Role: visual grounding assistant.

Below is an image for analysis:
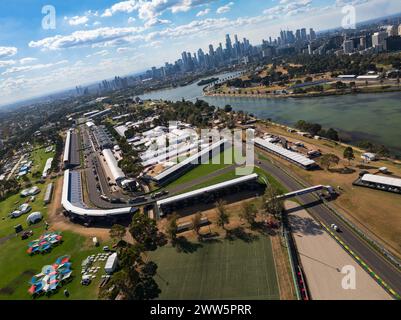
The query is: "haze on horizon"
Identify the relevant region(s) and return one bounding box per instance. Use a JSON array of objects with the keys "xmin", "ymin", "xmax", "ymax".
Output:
[{"xmin": 1, "ymin": 0, "xmax": 401, "ymax": 107}]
